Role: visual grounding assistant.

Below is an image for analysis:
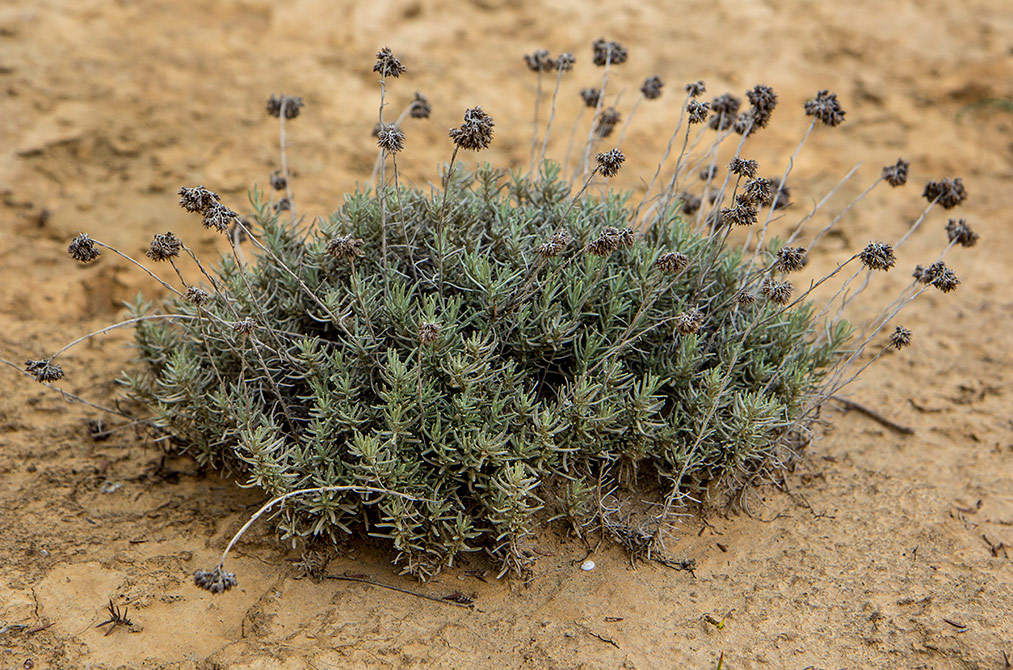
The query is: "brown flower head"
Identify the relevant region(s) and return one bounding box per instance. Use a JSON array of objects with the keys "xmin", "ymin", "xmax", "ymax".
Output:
[
  {"xmin": 417, "ymin": 322, "xmax": 442, "ymax": 346},
  {"xmin": 203, "ymin": 203, "xmax": 237, "ymax": 233},
  {"xmin": 373, "ymin": 47, "xmax": 406, "ymax": 78},
  {"xmin": 923, "ymin": 178, "xmax": 967, "ymax": 209},
  {"xmin": 641, "ymin": 75, "xmax": 664, "ymax": 100},
  {"xmin": 882, "ymin": 158, "xmax": 909, "ymax": 187},
  {"xmin": 586, "ymin": 226, "xmax": 625, "ymax": 257},
  {"xmin": 595, "ymin": 148, "xmax": 625, "ymax": 178},
  {"xmin": 449, "ymin": 106, "xmax": 495, "ymax": 151},
  {"xmin": 699, "ymin": 165, "xmax": 718, "ymax": 181},
  {"xmin": 760, "ymin": 277, "xmax": 793, "ymax": 305},
  {"xmin": 232, "ymin": 317, "xmax": 256, "ymax": 336},
  {"xmin": 376, "ymin": 123, "xmax": 405, "ymax": 153},
  {"xmin": 776, "ymin": 246, "xmax": 809, "ymax": 273},
  {"xmin": 737, "ymin": 291, "xmax": 757, "ymax": 307},
  {"xmin": 185, "ymin": 286, "xmax": 211, "ymax": 306},
  {"xmin": 708, "ymin": 93, "xmax": 741, "ymax": 130},
  {"xmin": 740, "ymin": 178, "xmax": 773, "ymax": 207},
  {"xmin": 917, "ymin": 261, "xmax": 959, "ymax": 293},
  {"xmin": 594, "ymin": 107, "xmax": 621, "ymax": 138},
  {"xmin": 745, "ymin": 84, "xmax": 777, "ymax": 128},
  {"xmin": 266, "ymin": 94, "xmax": 304, "ymax": 119},
  {"xmin": 555, "ymin": 52, "xmax": 576, "ymax": 72},
  {"xmin": 686, "ymin": 100, "xmax": 710, "ymax": 124},
  {"xmin": 592, "ymin": 38, "xmax": 628, "ymax": 66},
  {"xmin": 720, "ymin": 203, "xmax": 758, "ymax": 227},
  {"xmin": 68, "ymin": 233, "xmax": 101, "ymax": 263},
  {"xmin": 326, "ymin": 234, "xmax": 364, "ymax": 261},
  {"xmin": 859, "ymin": 242, "xmax": 896, "ymax": 271},
  {"xmin": 889, "ymin": 326, "xmax": 912, "ymax": 350},
  {"xmin": 536, "ymin": 230, "xmax": 572, "ymax": 258},
  {"xmin": 409, "ymin": 92, "xmax": 432, "ymax": 119},
  {"xmin": 193, "ymin": 567, "xmax": 237, "ymax": 594},
  {"xmin": 579, "ymin": 87, "xmax": 602, "ymax": 108},
  {"xmin": 178, "ymin": 185, "xmax": 220, "ymax": 214},
  {"xmin": 524, "ymin": 49, "xmax": 553, "ymax": 73},
  {"xmin": 685, "ymin": 80, "xmax": 706, "ymax": 98},
  {"xmin": 729, "ymin": 157, "xmax": 758, "ymax": 179},
  {"xmin": 804, "ymin": 89, "xmax": 846, "ymax": 127},
  {"xmin": 269, "ymin": 171, "xmax": 287, "ymax": 191},
  {"xmin": 678, "ymin": 193, "xmax": 702, "ymax": 215},
  {"xmin": 945, "ymin": 218, "xmax": 978, "ymax": 247},
  {"xmin": 146, "ymin": 232, "xmax": 181, "ymax": 262},
  {"xmin": 274, "ymin": 198, "xmax": 291, "ymax": 213},
  {"xmin": 674, "ymin": 308, "xmax": 704, "ymax": 335},
  {"xmin": 655, "ymin": 251, "xmax": 689, "ymax": 273},
  {"xmin": 25, "ymin": 358, "xmax": 64, "ymax": 383}
]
